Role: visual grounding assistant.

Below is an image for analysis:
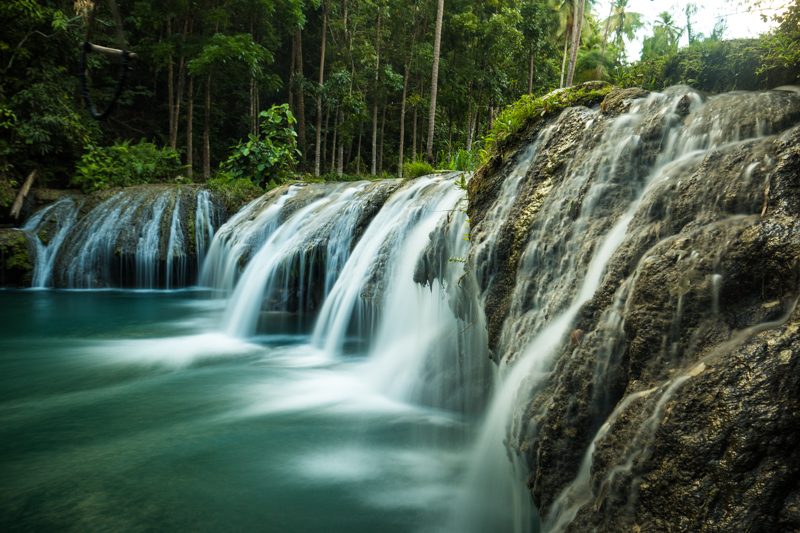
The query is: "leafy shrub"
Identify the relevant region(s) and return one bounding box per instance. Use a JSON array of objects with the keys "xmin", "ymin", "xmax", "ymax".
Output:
[
  {"xmin": 758, "ymin": 2, "xmax": 800, "ymax": 84},
  {"xmin": 221, "ymin": 104, "xmax": 299, "ymax": 188},
  {"xmin": 208, "ymin": 170, "xmax": 264, "ymax": 213},
  {"xmin": 442, "ymin": 149, "xmax": 478, "ymax": 171},
  {"xmin": 72, "ymin": 141, "xmax": 181, "ymax": 192},
  {"xmin": 402, "ymin": 160, "xmax": 434, "ymax": 179}
]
